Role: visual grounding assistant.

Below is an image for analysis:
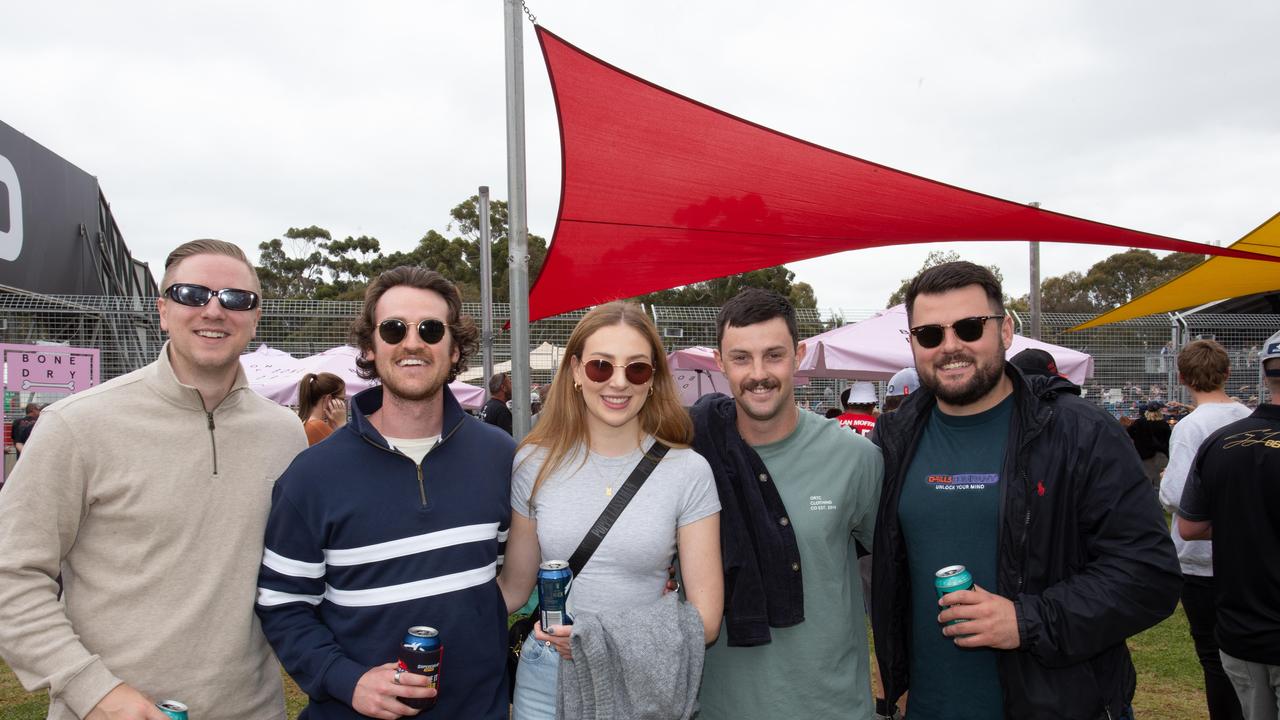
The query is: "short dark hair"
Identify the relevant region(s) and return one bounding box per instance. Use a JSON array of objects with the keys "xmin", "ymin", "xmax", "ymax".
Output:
[
  {"xmin": 350, "ymin": 266, "xmax": 479, "ymax": 382},
  {"xmin": 904, "ymin": 261, "xmax": 1004, "ymax": 324},
  {"xmin": 716, "ymin": 288, "xmax": 799, "ymax": 348},
  {"xmin": 488, "ymin": 372, "xmax": 509, "ymax": 394}
]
